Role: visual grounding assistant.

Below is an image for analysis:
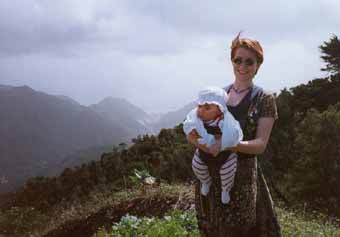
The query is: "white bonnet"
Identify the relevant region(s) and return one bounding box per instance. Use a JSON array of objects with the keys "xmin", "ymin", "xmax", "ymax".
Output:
[{"xmin": 197, "ymin": 87, "xmax": 228, "ymax": 113}]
